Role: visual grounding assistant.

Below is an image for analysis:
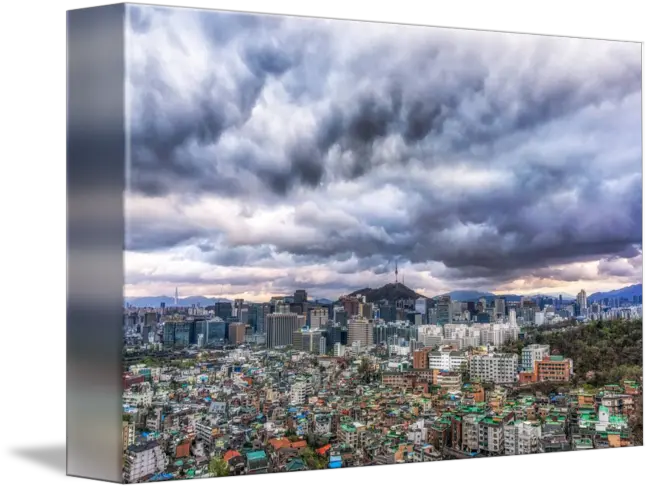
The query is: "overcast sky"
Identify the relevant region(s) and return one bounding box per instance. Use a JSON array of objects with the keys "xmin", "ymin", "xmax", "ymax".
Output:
[{"xmin": 124, "ymin": 4, "xmax": 642, "ymax": 302}]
